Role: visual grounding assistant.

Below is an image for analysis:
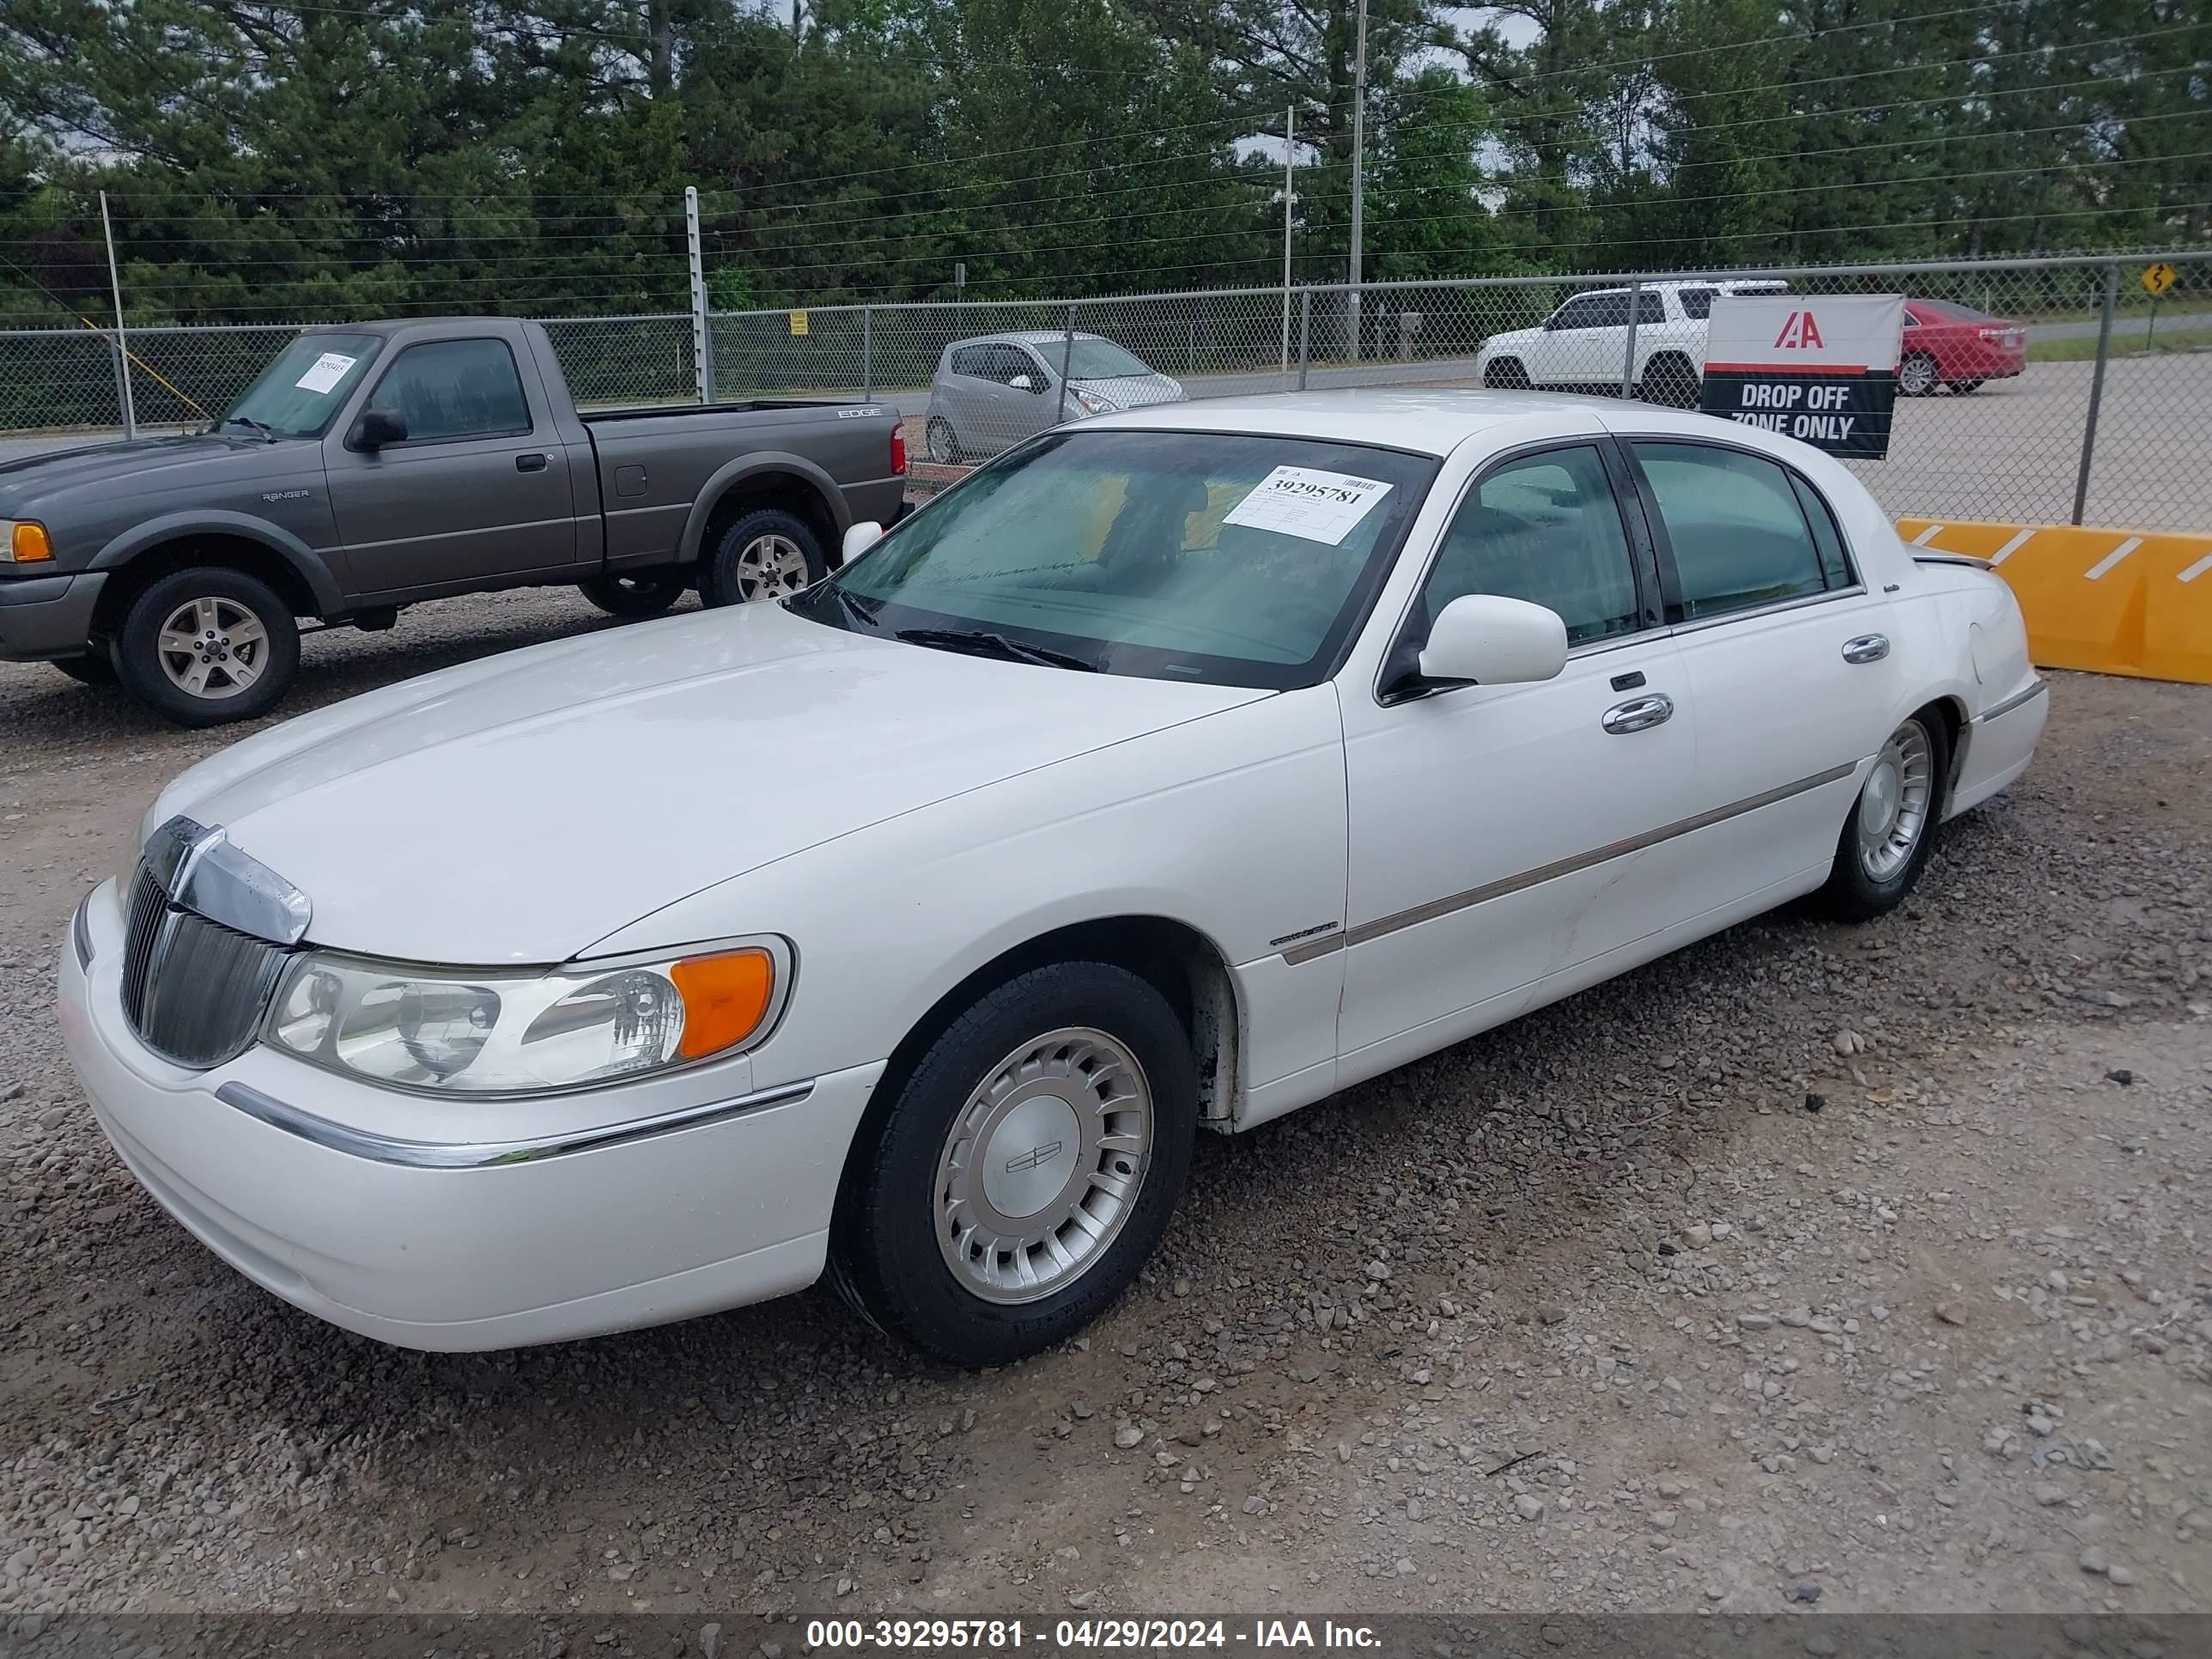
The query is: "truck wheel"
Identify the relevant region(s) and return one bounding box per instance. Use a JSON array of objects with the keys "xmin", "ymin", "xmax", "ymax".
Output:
[
  {"xmin": 579, "ymin": 570, "xmax": 684, "ymax": 619},
  {"xmin": 698, "ymin": 508, "xmax": 826, "ymax": 607},
  {"xmin": 52, "ymin": 653, "xmax": 117, "ymax": 687},
  {"xmin": 113, "ymin": 567, "xmax": 300, "ymax": 728},
  {"xmin": 829, "ymin": 961, "xmax": 1199, "ymax": 1367}
]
